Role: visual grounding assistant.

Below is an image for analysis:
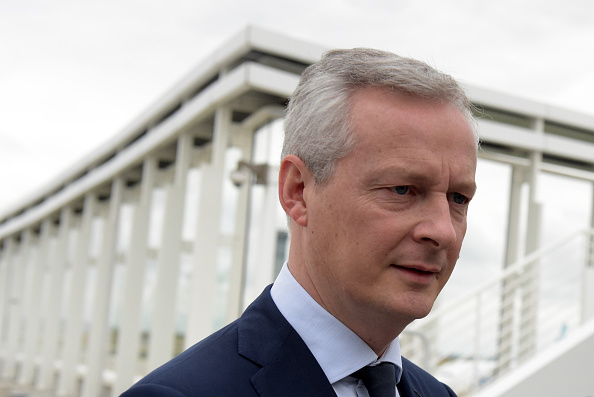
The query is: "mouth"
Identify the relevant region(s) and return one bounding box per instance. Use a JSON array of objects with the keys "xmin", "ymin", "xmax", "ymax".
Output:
[
  {"xmin": 391, "ymin": 264, "xmax": 440, "ymax": 283},
  {"xmin": 392, "ymin": 264, "xmax": 439, "ymax": 273}
]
